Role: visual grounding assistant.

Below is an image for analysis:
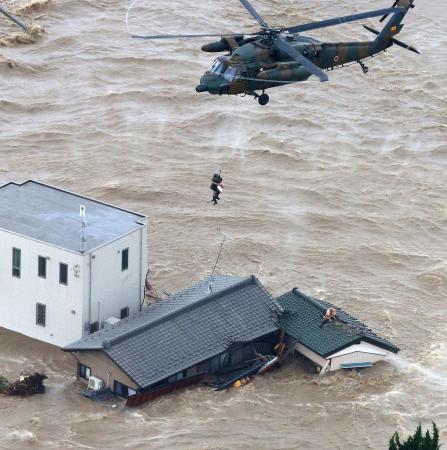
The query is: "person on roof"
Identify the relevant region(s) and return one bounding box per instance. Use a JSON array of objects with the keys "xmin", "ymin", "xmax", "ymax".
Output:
[
  {"xmin": 210, "ymin": 171, "xmax": 223, "ymax": 205},
  {"xmin": 320, "ymin": 307, "xmax": 336, "ymax": 327}
]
